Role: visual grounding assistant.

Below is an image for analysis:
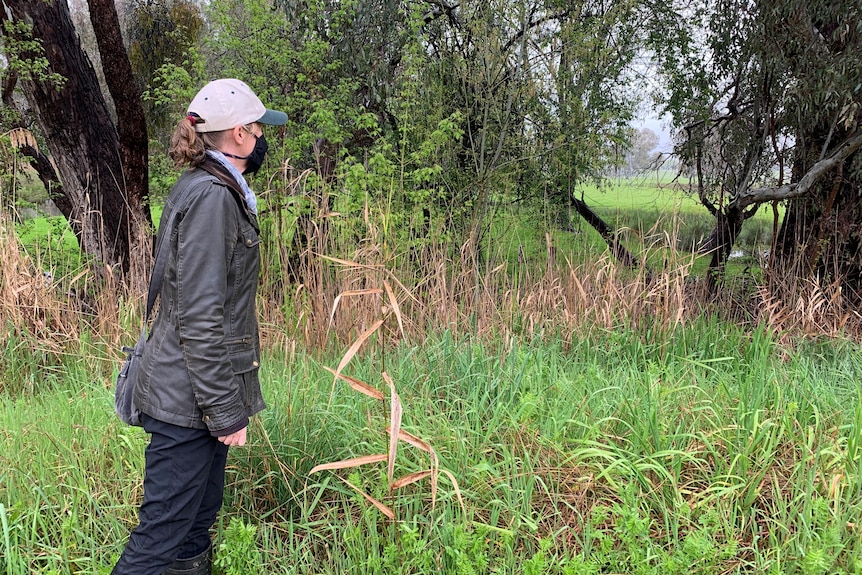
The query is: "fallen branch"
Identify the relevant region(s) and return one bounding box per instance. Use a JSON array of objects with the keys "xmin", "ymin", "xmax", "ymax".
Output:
[{"xmin": 570, "ymin": 195, "xmax": 646, "ymax": 272}]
